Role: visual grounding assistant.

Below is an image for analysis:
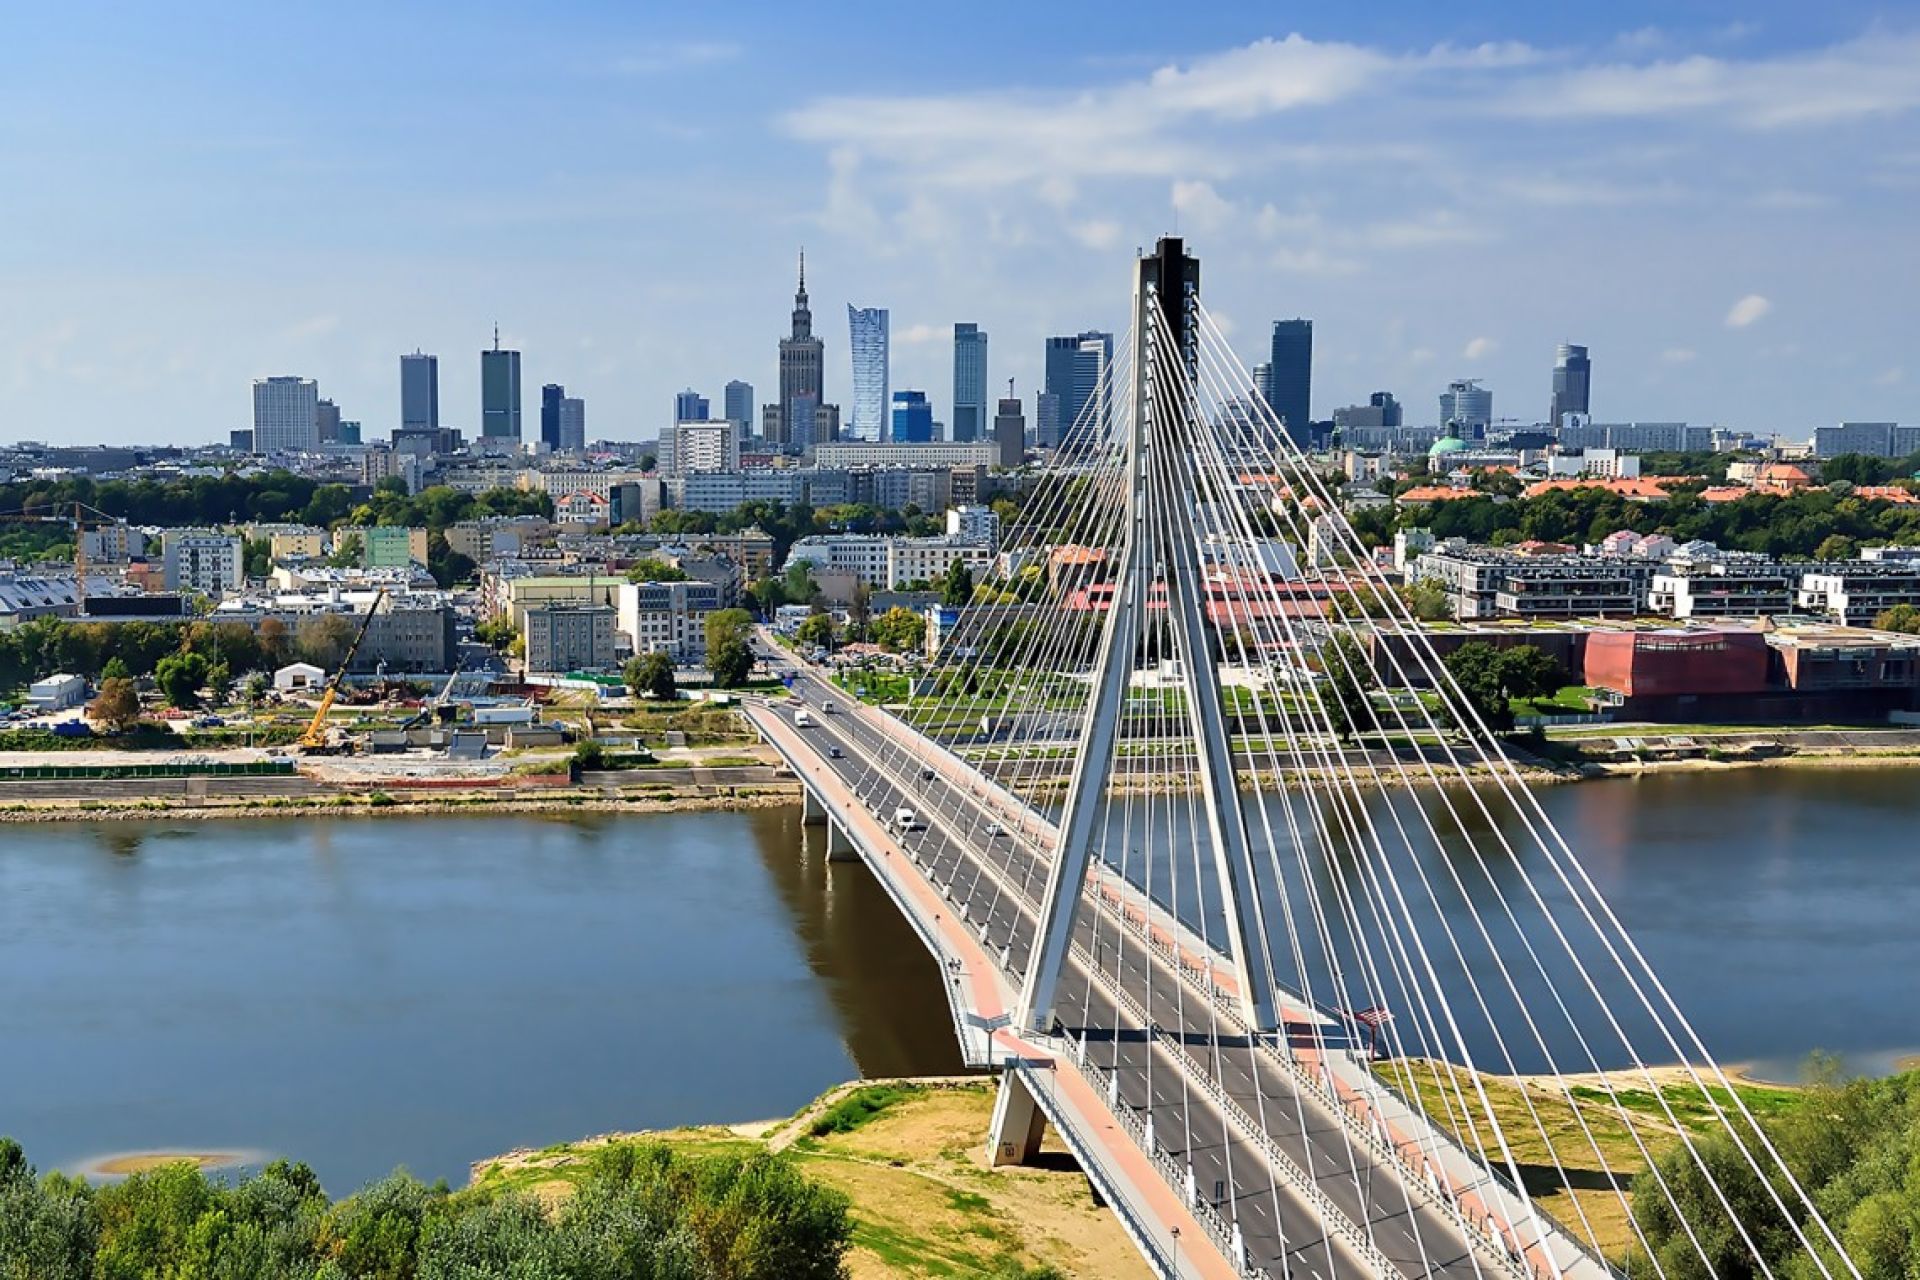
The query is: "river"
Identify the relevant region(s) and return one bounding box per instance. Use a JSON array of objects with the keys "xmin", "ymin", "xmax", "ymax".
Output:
[{"xmin": 0, "ymin": 766, "xmax": 1914, "ymax": 1190}]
